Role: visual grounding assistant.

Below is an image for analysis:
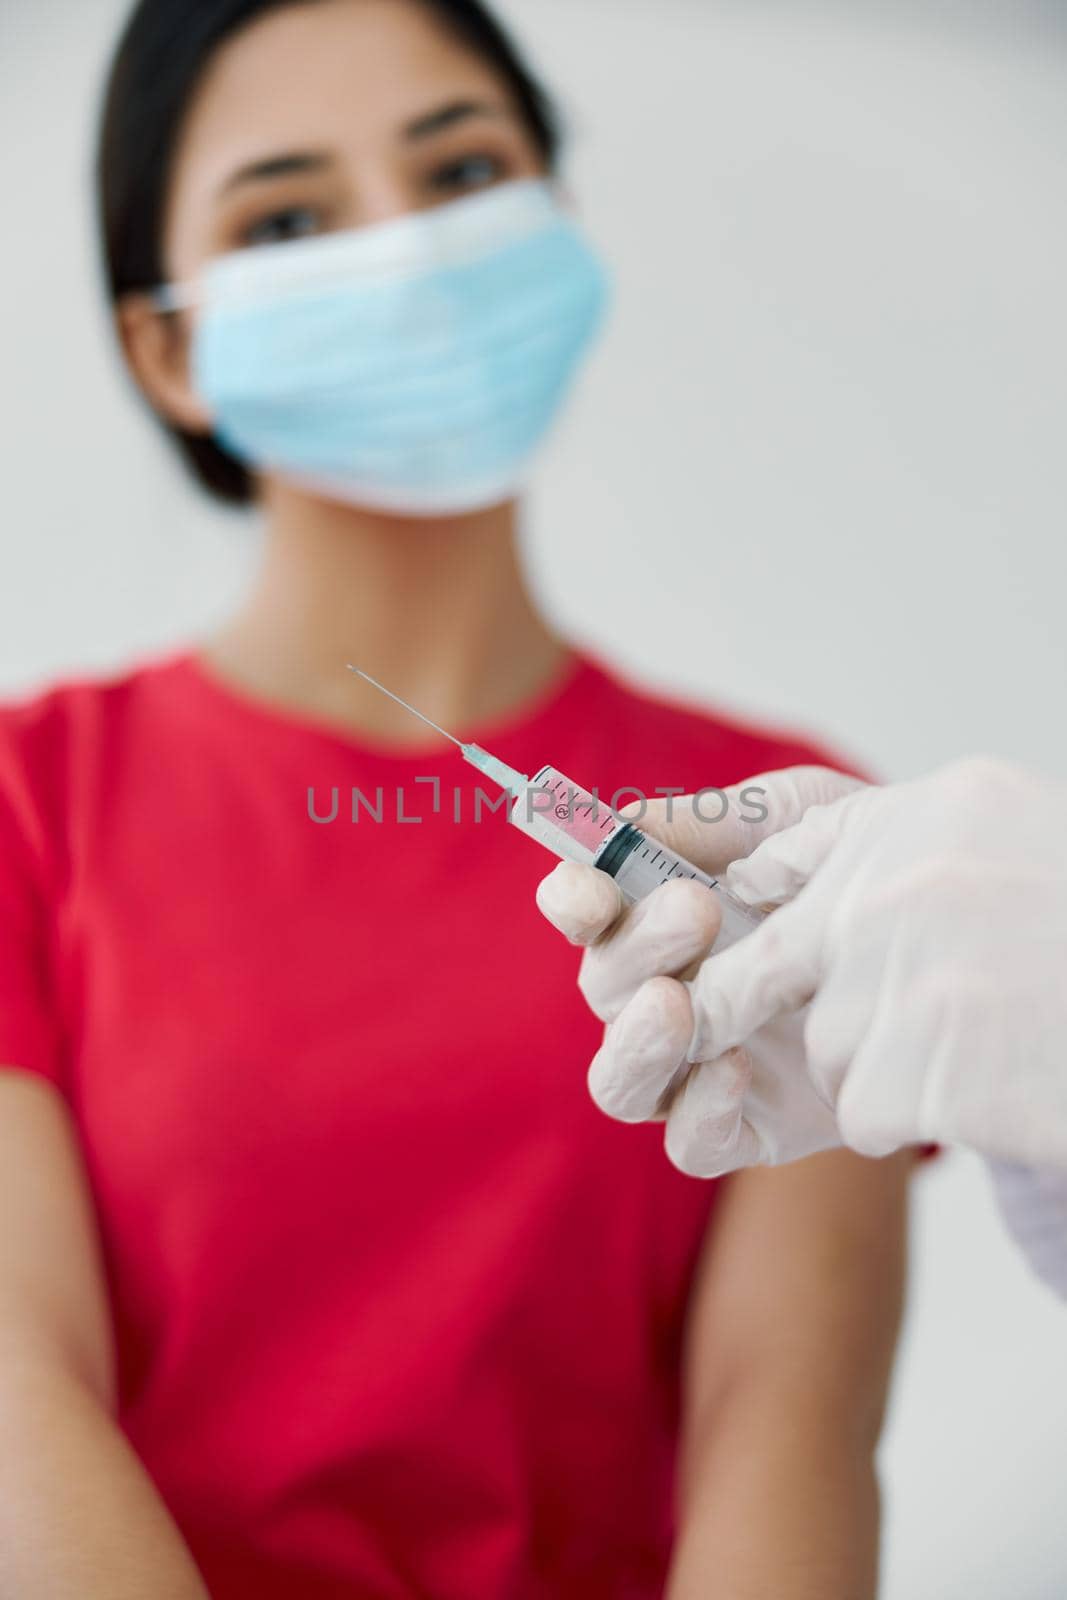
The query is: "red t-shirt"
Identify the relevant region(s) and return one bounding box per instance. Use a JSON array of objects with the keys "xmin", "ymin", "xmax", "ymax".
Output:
[{"xmin": 0, "ymin": 649, "xmax": 844, "ymax": 1600}]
